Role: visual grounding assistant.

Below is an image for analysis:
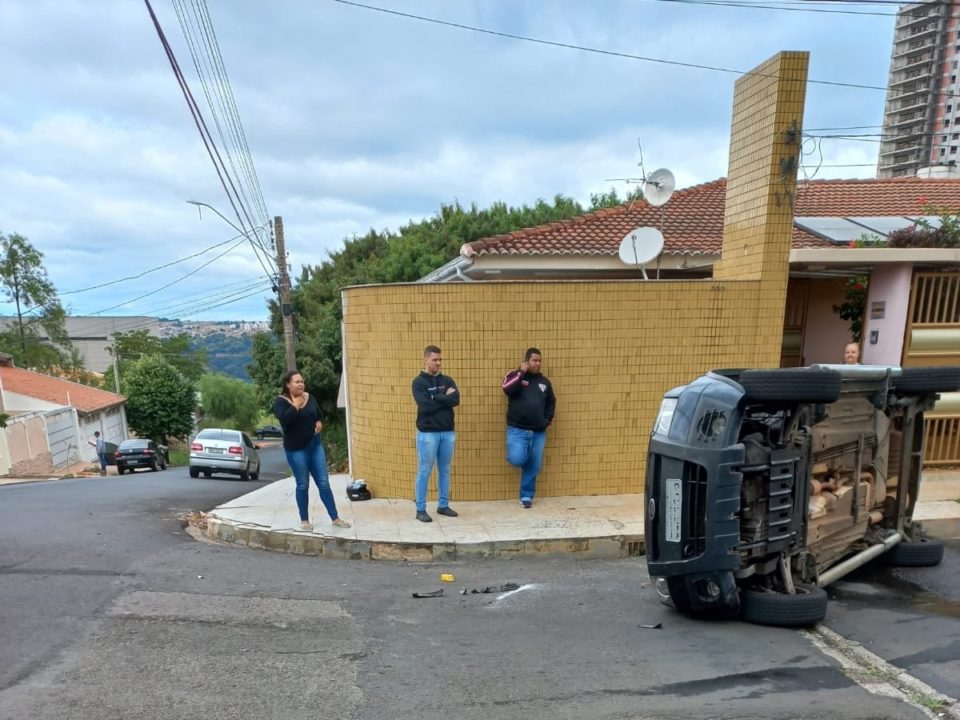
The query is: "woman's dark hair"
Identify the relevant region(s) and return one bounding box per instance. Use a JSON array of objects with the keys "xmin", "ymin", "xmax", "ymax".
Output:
[{"xmin": 280, "ymin": 369, "xmax": 302, "ymax": 398}]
